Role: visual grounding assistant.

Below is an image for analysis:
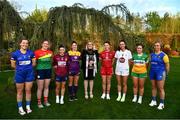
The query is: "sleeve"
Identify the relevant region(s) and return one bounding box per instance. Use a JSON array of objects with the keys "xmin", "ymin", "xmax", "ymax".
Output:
[
  {"xmin": 99, "ymin": 52, "xmax": 102, "ymax": 59},
  {"xmin": 11, "ymin": 52, "xmax": 16, "ymax": 61},
  {"xmin": 31, "ymin": 51, "xmax": 36, "ymax": 59},
  {"xmin": 128, "ymin": 51, "xmax": 132, "ymax": 59},
  {"xmin": 163, "ymin": 54, "xmax": 169, "ymax": 63},
  {"xmin": 34, "ymin": 50, "xmax": 38, "ymax": 59},
  {"xmin": 114, "ymin": 51, "xmax": 118, "ymax": 58},
  {"xmin": 145, "ymin": 54, "xmax": 149, "ymax": 63}
]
